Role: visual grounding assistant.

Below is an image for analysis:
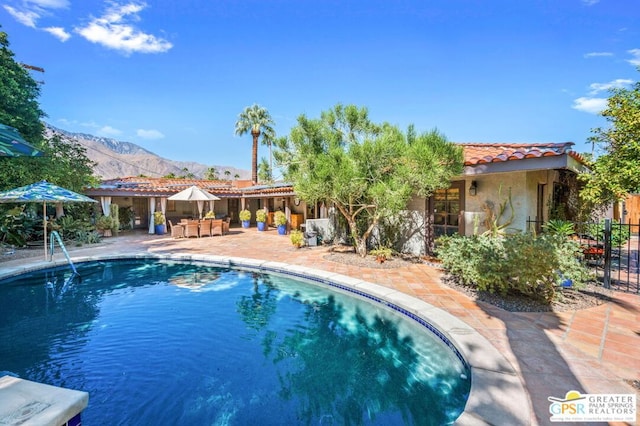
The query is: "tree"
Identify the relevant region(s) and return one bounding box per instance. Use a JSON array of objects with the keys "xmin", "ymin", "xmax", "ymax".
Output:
[
  {"xmin": 0, "ymin": 27, "xmax": 45, "ymax": 143},
  {"xmin": 224, "ymin": 170, "xmax": 231, "ymax": 180},
  {"xmin": 40, "ymin": 135, "xmax": 98, "ymax": 192},
  {"xmin": 204, "ymin": 166, "xmax": 218, "ymax": 180},
  {"xmin": 1, "ymin": 28, "xmax": 95, "ymax": 193},
  {"xmin": 580, "ymin": 73, "xmax": 640, "ymax": 207},
  {"xmin": 234, "ymin": 104, "xmax": 275, "ymax": 184},
  {"xmin": 258, "ymin": 157, "xmax": 272, "ymax": 183},
  {"xmin": 179, "ymin": 167, "xmax": 195, "ymax": 179},
  {"xmin": 0, "ymin": 26, "xmax": 48, "ymax": 191},
  {"xmin": 274, "ymin": 104, "xmax": 464, "ymax": 257}
]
